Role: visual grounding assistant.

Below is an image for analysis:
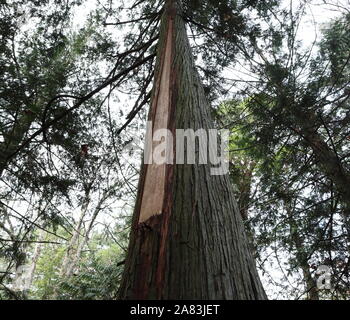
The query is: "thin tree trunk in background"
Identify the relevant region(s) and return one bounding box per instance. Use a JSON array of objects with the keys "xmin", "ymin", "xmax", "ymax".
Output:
[
  {"xmin": 301, "ymin": 266, "xmax": 319, "ymax": 300},
  {"xmin": 118, "ymin": 0, "xmax": 266, "ymax": 300},
  {"xmin": 231, "ymin": 159, "xmax": 258, "ymax": 258},
  {"xmin": 296, "ymin": 109, "xmax": 350, "ymax": 257},
  {"xmin": 60, "ymin": 193, "xmax": 90, "ymax": 279},
  {"xmin": 233, "ymin": 159, "xmax": 256, "ymax": 222},
  {"xmin": 59, "ymin": 183, "xmax": 116, "ymax": 280},
  {"xmin": 296, "ymin": 109, "xmax": 350, "ymax": 215},
  {"xmin": 286, "ymin": 201, "xmax": 319, "ymax": 300},
  {"xmin": 66, "ymin": 190, "xmax": 110, "ymax": 275},
  {"xmin": 25, "ymin": 229, "xmax": 45, "ymax": 290}
]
